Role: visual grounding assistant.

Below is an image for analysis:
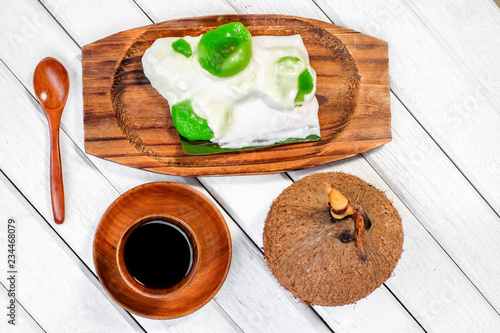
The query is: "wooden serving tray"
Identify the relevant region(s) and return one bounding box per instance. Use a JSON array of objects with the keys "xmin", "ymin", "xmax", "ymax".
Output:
[{"xmin": 82, "ymin": 15, "xmax": 390, "ymax": 176}]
